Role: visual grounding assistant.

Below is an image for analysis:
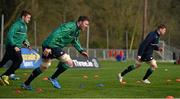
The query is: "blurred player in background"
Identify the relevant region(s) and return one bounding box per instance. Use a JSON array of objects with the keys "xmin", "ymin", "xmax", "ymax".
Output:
[
  {"xmin": 21, "ymin": 16, "xmax": 89, "ymax": 90},
  {"xmin": 118, "ymin": 24, "xmax": 166, "ymax": 84},
  {"xmin": 0, "ymin": 10, "xmax": 31, "ymax": 85}
]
